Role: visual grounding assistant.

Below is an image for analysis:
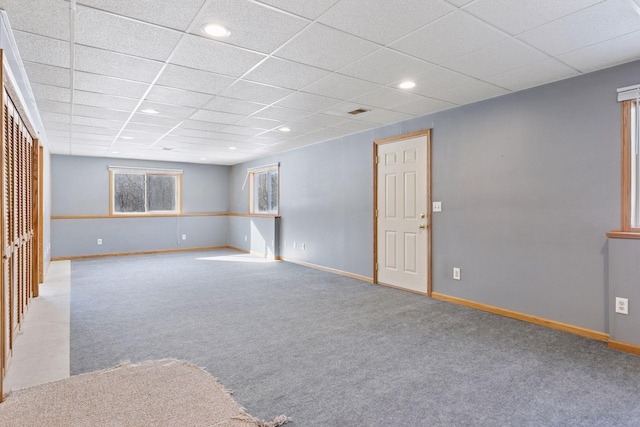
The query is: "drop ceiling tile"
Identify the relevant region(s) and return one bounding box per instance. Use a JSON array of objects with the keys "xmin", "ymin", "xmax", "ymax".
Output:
[
  {"xmin": 171, "ymin": 34, "xmax": 266, "ymax": 76},
  {"xmin": 74, "ymin": 72, "xmax": 150, "ymax": 98},
  {"xmin": 181, "ymin": 120, "xmax": 231, "ymax": 132},
  {"xmin": 392, "ymin": 97, "xmax": 455, "ymax": 116},
  {"xmin": 171, "ymin": 128, "xmax": 248, "ymax": 142},
  {"xmin": 47, "ymin": 129, "xmax": 70, "ymax": 138},
  {"xmin": 435, "ymin": 80, "xmax": 509, "ymax": 105},
  {"xmin": 254, "ymin": 106, "xmax": 310, "ymax": 122},
  {"xmin": 306, "ymin": 127, "xmax": 352, "ymax": 140},
  {"xmin": 73, "ymin": 105, "xmax": 132, "ymax": 121},
  {"xmin": 219, "ymin": 80, "xmax": 294, "ymax": 104},
  {"xmin": 558, "ymin": 30, "xmax": 640, "ymax": 73},
  {"xmin": 146, "ymin": 86, "xmax": 213, "ymax": 109},
  {"xmin": 0, "ymin": 0, "xmax": 70, "ymax": 40},
  {"xmin": 322, "ymin": 101, "xmax": 373, "ymax": 118},
  {"xmin": 76, "ymin": 0, "xmax": 204, "ymax": 31},
  {"xmin": 74, "ymin": 90, "xmax": 139, "ymax": 111},
  {"xmin": 277, "ymin": 24, "xmax": 379, "ymax": 71},
  {"xmin": 254, "ymin": 0, "xmax": 338, "ymax": 19},
  {"xmin": 352, "ymin": 109, "xmax": 414, "ymax": 125},
  {"xmin": 35, "ymin": 99, "xmax": 71, "ymax": 115},
  {"xmin": 339, "ymin": 49, "xmax": 434, "ymax": 85},
  {"xmin": 203, "ymin": 97, "xmax": 267, "ymax": 116},
  {"xmin": 13, "ymin": 31, "xmax": 70, "ymax": 68},
  {"xmin": 518, "ymin": 0, "xmax": 640, "ymax": 56},
  {"xmin": 275, "ymin": 92, "xmax": 341, "ymax": 112},
  {"xmin": 408, "ymin": 67, "xmax": 476, "ymax": 97},
  {"xmin": 244, "ymin": 58, "xmax": 330, "ymax": 90},
  {"xmin": 137, "ymin": 101, "xmax": 197, "ymax": 119},
  {"xmin": 129, "ymin": 113, "xmax": 183, "ymax": 127},
  {"xmin": 254, "ymin": 130, "xmax": 302, "ymax": 141},
  {"xmin": 23, "ymin": 63, "xmax": 69, "ymax": 88},
  {"xmin": 277, "ymin": 122, "xmax": 324, "ymax": 134},
  {"xmin": 219, "ymin": 125, "xmax": 265, "ymax": 137},
  {"xmin": 390, "ymin": 11, "xmax": 506, "ymax": 64},
  {"xmin": 302, "ymin": 73, "xmax": 381, "ymax": 100},
  {"xmin": 484, "ymin": 59, "xmax": 580, "ymax": 91},
  {"xmin": 235, "ymin": 117, "xmax": 283, "ymax": 130},
  {"xmin": 444, "ymin": 39, "xmax": 548, "ymax": 78},
  {"xmin": 295, "ymin": 113, "xmax": 349, "ymax": 127},
  {"xmin": 350, "ymin": 87, "xmax": 425, "ymax": 110},
  {"xmin": 71, "ymin": 125, "xmax": 119, "ymax": 136},
  {"xmin": 70, "ymin": 132, "xmax": 112, "ymax": 142},
  {"xmin": 75, "ymin": 45, "xmax": 163, "ymax": 83},
  {"xmin": 155, "ymin": 65, "xmax": 236, "ymax": 95},
  {"xmin": 444, "ymin": 0, "xmax": 474, "ymax": 6},
  {"xmin": 331, "ymin": 120, "xmax": 378, "ymax": 132},
  {"xmin": 75, "ymin": 6, "xmax": 181, "ymax": 61},
  {"xmin": 71, "ymin": 116, "xmax": 125, "ymax": 129},
  {"xmin": 43, "ymin": 121, "xmax": 72, "ymax": 131},
  {"xmin": 318, "ymin": 0, "xmax": 452, "ymax": 45},
  {"xmin": 190, "ymin": 109, "xmax": 244, "ymax": 124},
  {"xmin": 31, "ymin": 83, "xmax": 71, "ymax": 102},
  {"xmin": 121, "ymin": 123, "xmax": 174, "ymax": 135},
  {"xmin": 194, "ymin": 0, "xmax": 308, "ymax": 53}
]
